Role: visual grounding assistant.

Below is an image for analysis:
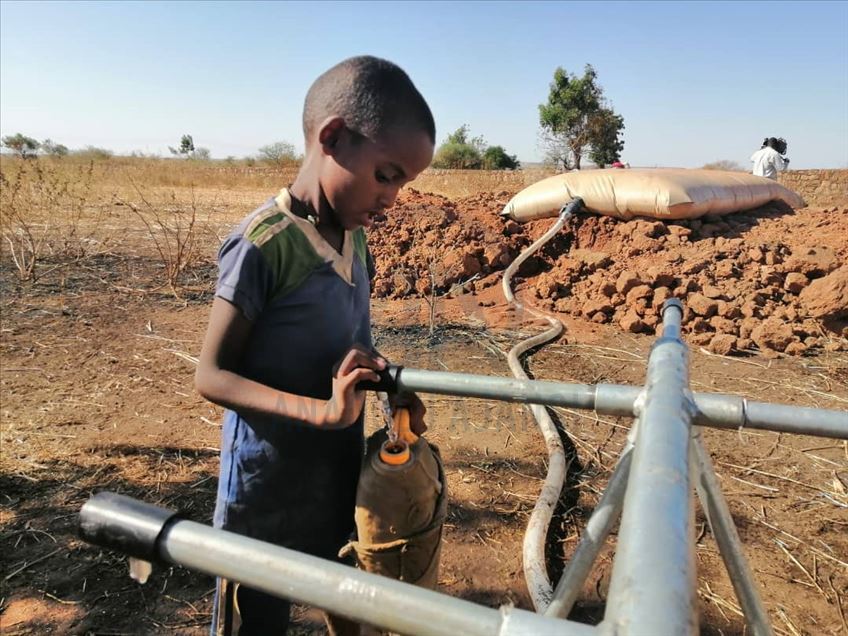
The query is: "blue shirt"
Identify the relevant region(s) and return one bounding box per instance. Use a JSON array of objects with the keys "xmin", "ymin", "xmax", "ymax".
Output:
[{"xmin": 212, "ymin": 189, "xmax": 373, "ymax": 552}]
